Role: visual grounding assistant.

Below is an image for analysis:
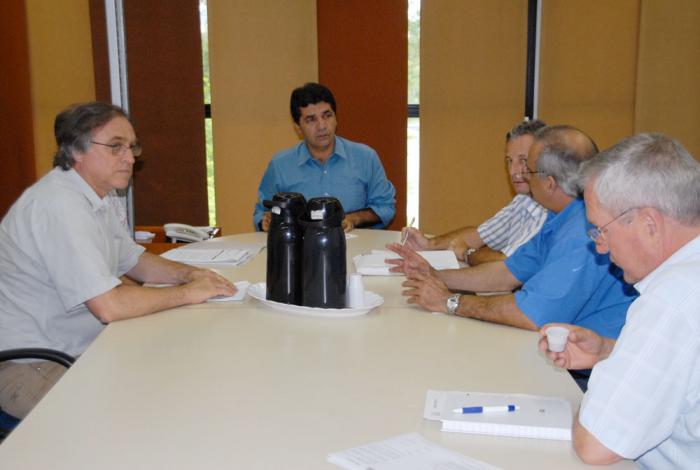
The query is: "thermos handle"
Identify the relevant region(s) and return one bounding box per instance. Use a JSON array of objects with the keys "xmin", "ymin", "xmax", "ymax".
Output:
[{"xmin": 263, "ymin": 200, "xmax": 292, "ymax": 210}]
